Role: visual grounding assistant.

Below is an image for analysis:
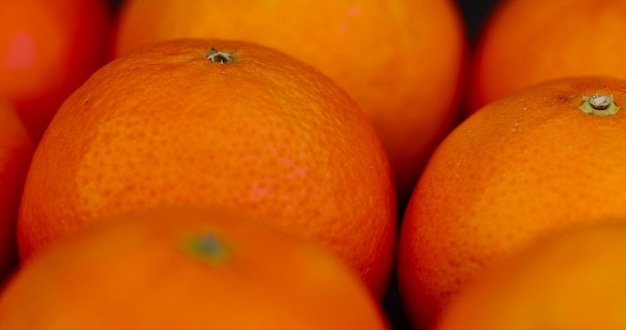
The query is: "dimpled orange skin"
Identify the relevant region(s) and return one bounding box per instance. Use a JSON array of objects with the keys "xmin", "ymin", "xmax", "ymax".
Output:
[
  {"xmin": 1, "ymin": 207, "xmax": 391, "ymax": 329},
  {"xmin": 0, "ymin": 100, "xmax": 33, "ymax": 282},
  {"xmin": 17, "ymin": 39, "xmax": 397, "ymax": 298},
  {"xmin": 0, "ymin": 0, "xmax": 112, "ymax": 140},
  {"xmin": 436, "ymin": 222, "xmax": 626, "ymax": 330},
  {"xmin": 397, "ymin": 76, "xmax": 626, "ymax": 328},
  {"xmin": 470, "ymin": 0, "xmax": 626, "ymax": 112},
  {"xmin": 113, "ymin": 0, "xmax": 467, "ymax": 203}
]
